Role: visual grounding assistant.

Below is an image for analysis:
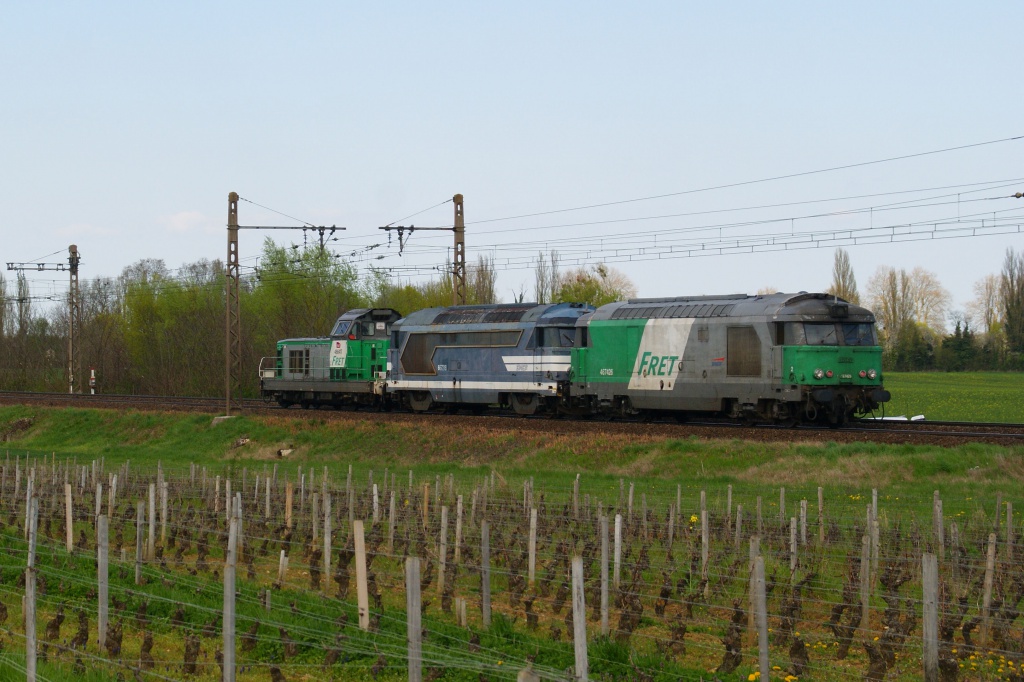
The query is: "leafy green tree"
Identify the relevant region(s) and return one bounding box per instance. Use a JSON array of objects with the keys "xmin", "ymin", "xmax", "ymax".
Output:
[
  {"xmin": 555, "ymin": 263, "xmax": 636, "ymax": 307},
  {"xmin": 1001, "ymin": 248, "xmax": 1024, "ymax": 355}
]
